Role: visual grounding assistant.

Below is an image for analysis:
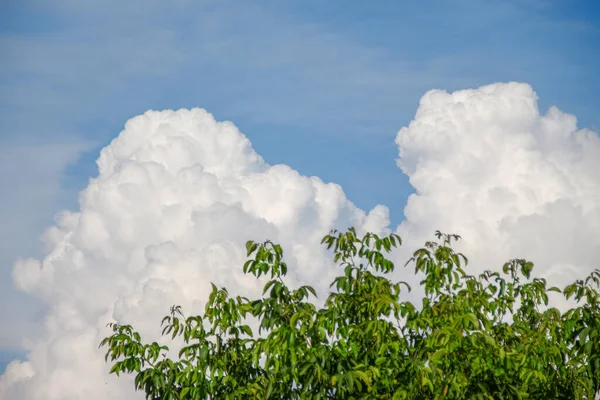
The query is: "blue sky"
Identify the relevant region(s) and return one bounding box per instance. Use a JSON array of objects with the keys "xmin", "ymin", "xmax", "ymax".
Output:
[{"xmin": 1, "ymin": 0, "xmax": 599, "ymax": 372}]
